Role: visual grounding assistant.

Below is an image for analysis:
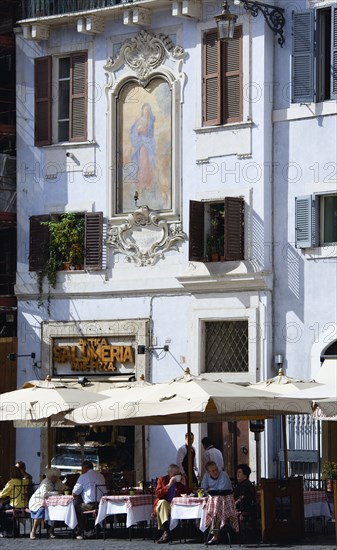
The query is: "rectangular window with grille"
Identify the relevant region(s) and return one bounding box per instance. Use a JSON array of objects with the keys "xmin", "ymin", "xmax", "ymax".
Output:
[
  {"xmin": 29, "ymin": 212, "xmax": 103, "ymax": 272},
  {"xmin": 189, "ymin": 198, "xmax": 244, "ymax": 262},
  {"xmin": 202, "ymin": 26, "xmax": 242, "ymax": 126},
  {"xmin": 205, "ymin": 320, "xmax": 249, "ymax": 373},
  {"xmin": 35, "ymin": 51, "xmax": 88, "ymax": 145}
]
